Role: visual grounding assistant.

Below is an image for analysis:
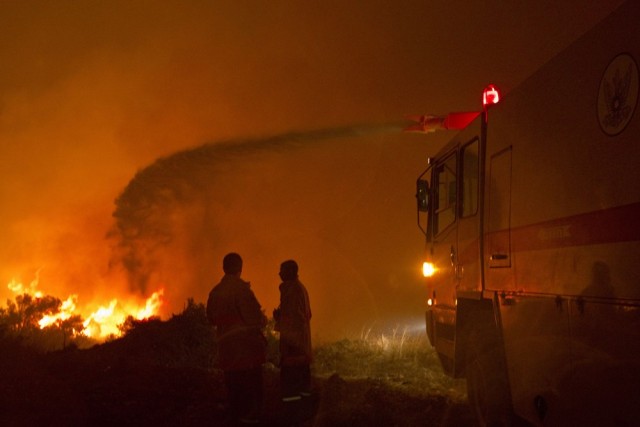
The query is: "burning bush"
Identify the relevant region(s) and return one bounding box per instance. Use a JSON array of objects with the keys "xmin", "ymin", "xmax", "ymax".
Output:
[{"xmin": 0, "ymin": 292, "xmax": 95, "ymax": 351}]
